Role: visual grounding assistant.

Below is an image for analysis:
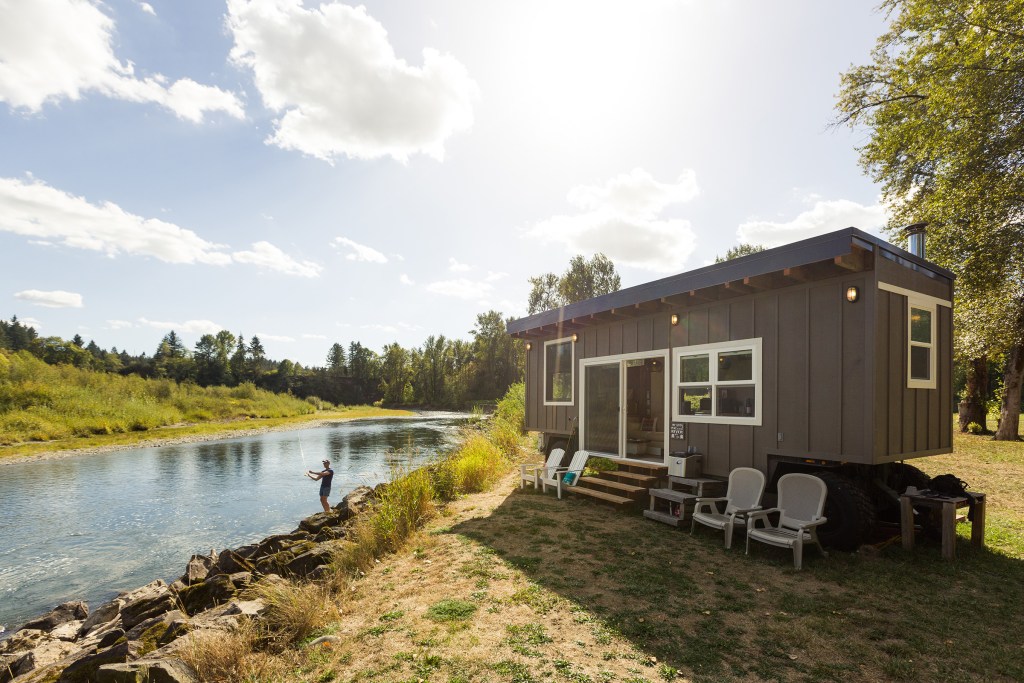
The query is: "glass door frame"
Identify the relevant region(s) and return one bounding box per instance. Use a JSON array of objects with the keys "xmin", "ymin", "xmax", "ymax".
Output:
[{"xmin": 579, "ymin": 349, "xmax": 670, "ymax": 462}]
